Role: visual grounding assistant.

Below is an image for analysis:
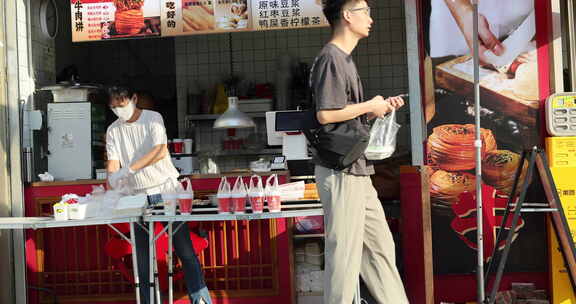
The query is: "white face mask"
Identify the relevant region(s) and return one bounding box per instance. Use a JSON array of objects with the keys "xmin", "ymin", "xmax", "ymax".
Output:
[{"xmin": 112, "ymin": 99, "xmax": 136, "ymax": 122}]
